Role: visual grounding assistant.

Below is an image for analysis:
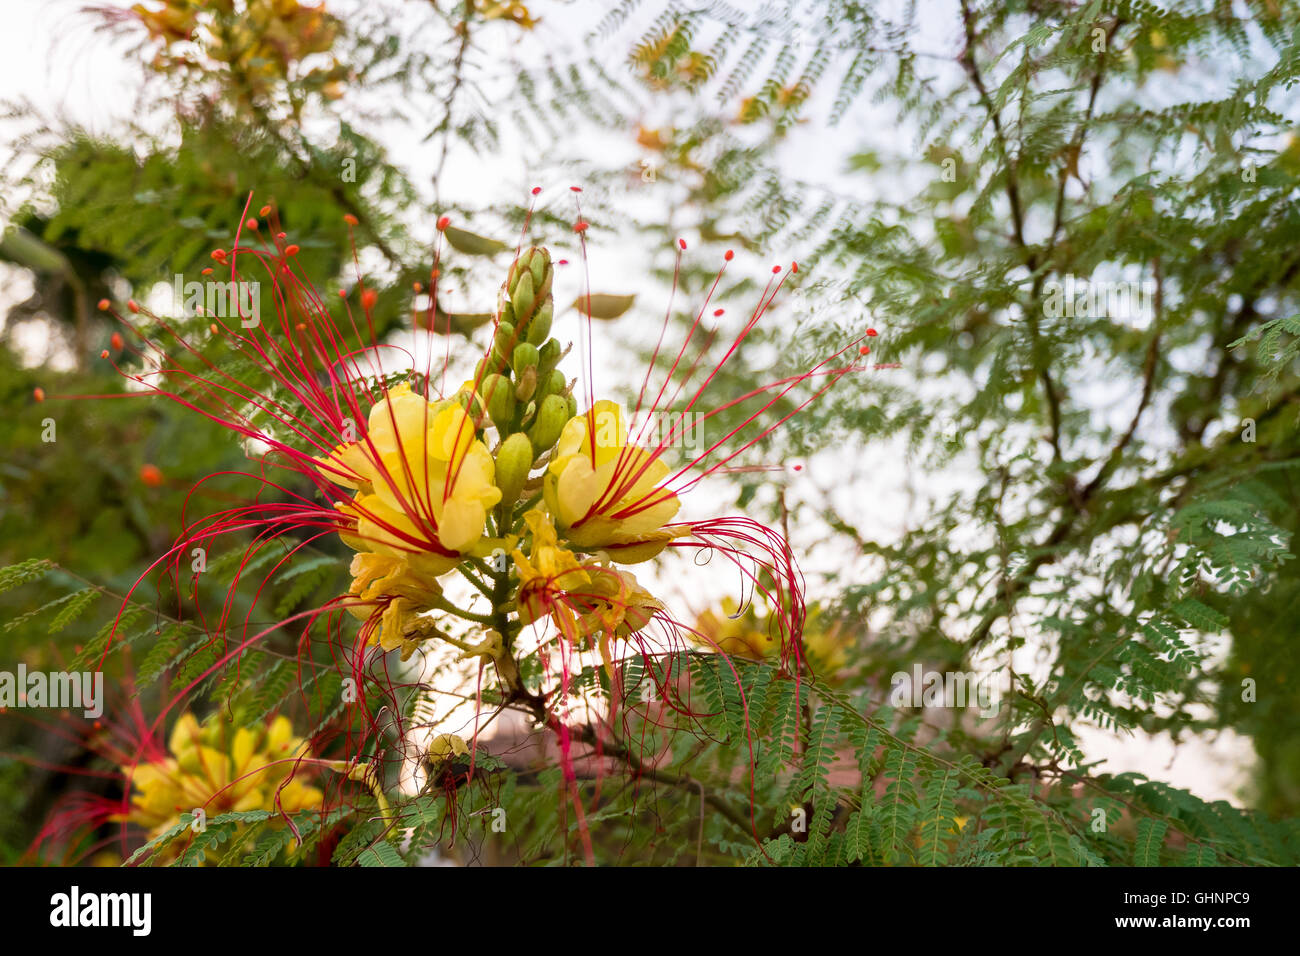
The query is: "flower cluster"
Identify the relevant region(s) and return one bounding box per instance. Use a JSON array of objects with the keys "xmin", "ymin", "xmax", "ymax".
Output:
[
  {"xmin": 82, "ymin": 196, "xmax": 871, "ymax": 860},
  {"xmin": 119, "ymin": 712, "xmax": 323, "ymax": 859}
]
